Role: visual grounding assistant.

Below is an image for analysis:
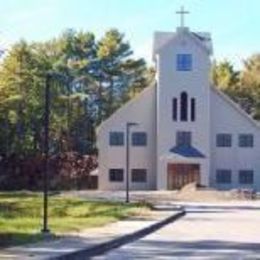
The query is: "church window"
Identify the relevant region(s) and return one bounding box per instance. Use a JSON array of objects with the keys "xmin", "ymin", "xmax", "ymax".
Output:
[
  {"xmin": 177, "ymin": 54, "xmax": 192, "ymax": 71},
  {"xmin": 180, "ymin": 92, "xmax": 188, "ymax": 121},
  {"xmin": 109, "ymin": 132, "xmax": 124, "ymax": 146},
  {"xmin": 239, "ymin": 134, "xmax": 254, "ymax": 147},
  {"xmin": 172, "ymin": 98, "xmax": 178, "ymax": 121},
  {"xmin": 191, "ymin": 98, "xmax": 196, "ymax": 121},
  {"xmin": 131, "ymin": 169, "xmax": 147, "ymax": 183},
  {"xmin": 132, "ymin": 132, "xmax": 147, "ymax": 146},
  {"xmin": 216, "ymin": 169, "xmax": 232, "ymax": 184},
  {"xmin": 239, "ymin": 170, "xmax": 254, "ymax": 184},
  {"xmin": 176, "ymin": 131, "xmax": 191, "ymax": 146},
  {"xmin": 109, "ymin": 169, "xmax": 124, "ymax": 182},
  {"xmin": 216, "ymin": 134, "xmax": 232, "ymax": 147}
]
